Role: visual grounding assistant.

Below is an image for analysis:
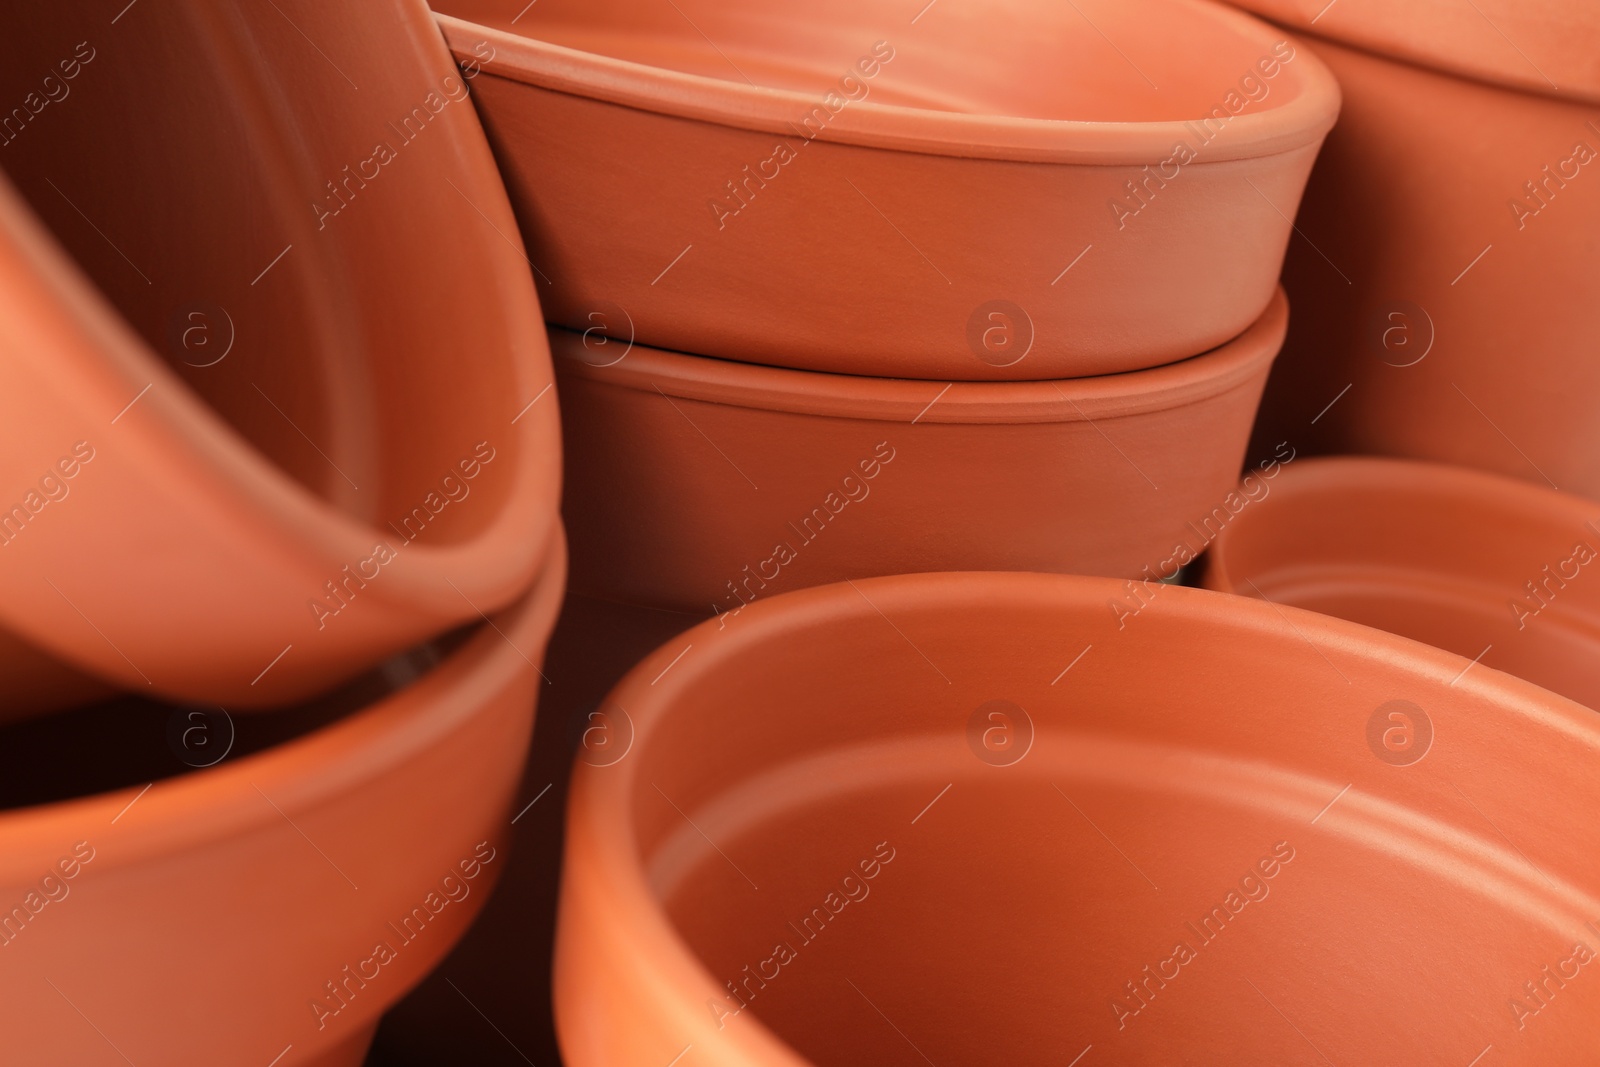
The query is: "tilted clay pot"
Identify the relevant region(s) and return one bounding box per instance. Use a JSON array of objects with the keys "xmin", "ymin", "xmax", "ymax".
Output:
[
  {"xmin": 434, "ymin": 0, "xmax": 1336, "ymax": 379},
  {"xmin": 1204, "ymin": 455, "xmax": 1600, "ymax": 711},
  {"xmin": 0, "ymin": 0, "xmax": 559, "ymax": 708},
  {"xmin": 556, "ymin": 290, "xmax": 1287, "ymax": 615},
  {"xmin": 1234, "ymin": 19, "xmax": 1600, "ymax": 496},
  {"xmin": 557, "ymin": 571, "xmax": 1600, "ymax": 1066},
  {"xmin": 0, "ymin": 533, "xmax": 565, "ymax": 1067}
]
